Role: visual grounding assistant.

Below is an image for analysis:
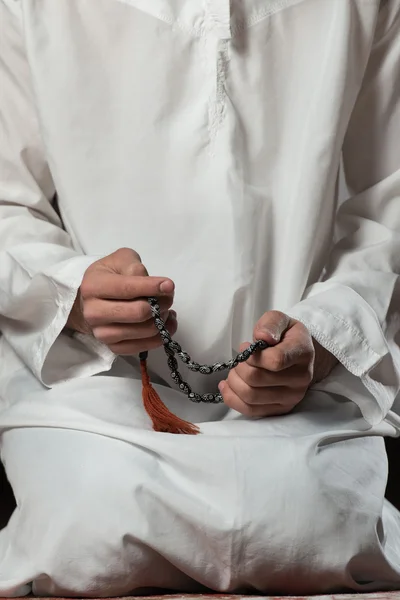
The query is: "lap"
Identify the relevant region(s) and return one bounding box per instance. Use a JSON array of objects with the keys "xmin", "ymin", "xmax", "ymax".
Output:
[
  {"xmin": 0, "ymin": 422, "xmax": 398, "ymax": 597},
  {"xmin": 1, "ymin": 368, "xmax": 400, "ymax": 596}
]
